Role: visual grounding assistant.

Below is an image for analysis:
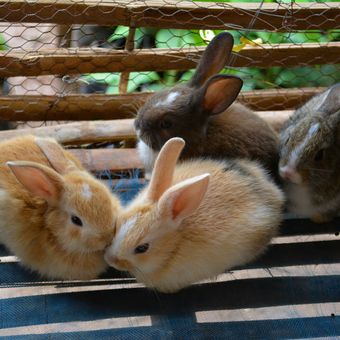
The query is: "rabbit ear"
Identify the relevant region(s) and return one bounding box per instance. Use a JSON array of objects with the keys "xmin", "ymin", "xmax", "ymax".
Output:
[
  {"xmin": 158, "ymin": 174, "xmax": 210, "ymax": 226},
  {"xmin": 7, "ymin": 161, "xmax": 64, "ymax": 204},
  {"xmin": 189, "ymin": 32, "xmax": 234, "ymax": 88},
  {"xmin": 35, "ymin": 137, "xmax": 77, "ymax": 174},
  {"xmin": 147, "ymin": 138, "xmax": 185, "ymax": 202},
  {"xmin": 197, "ymin": 75, "xmax": 243, "ymax": 116},
  {"xmin": 318, "ymin": 83, "xmax": 340, "ymax": 116}
]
